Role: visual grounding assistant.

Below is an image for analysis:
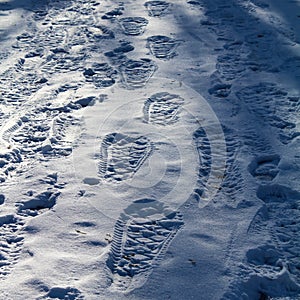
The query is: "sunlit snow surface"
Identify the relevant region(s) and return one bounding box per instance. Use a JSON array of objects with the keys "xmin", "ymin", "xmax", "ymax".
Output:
[{"xmin": 0, "ymin": 0, "xmax": 299, "ymax": 299}]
